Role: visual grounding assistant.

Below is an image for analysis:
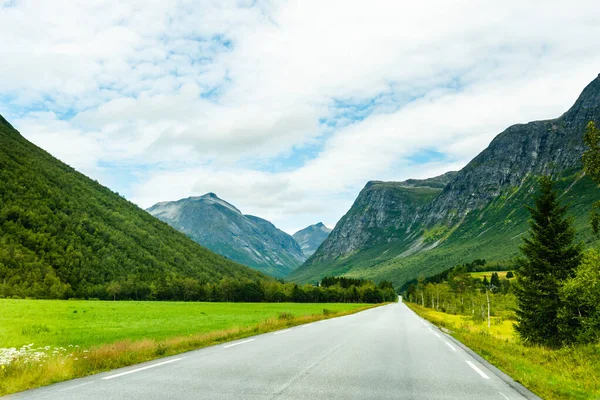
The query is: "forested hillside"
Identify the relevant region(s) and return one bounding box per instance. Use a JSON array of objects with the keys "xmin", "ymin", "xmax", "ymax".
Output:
[{"xmin": 0, "ymin": 115, "xmax": 266, "ymax": 299}]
